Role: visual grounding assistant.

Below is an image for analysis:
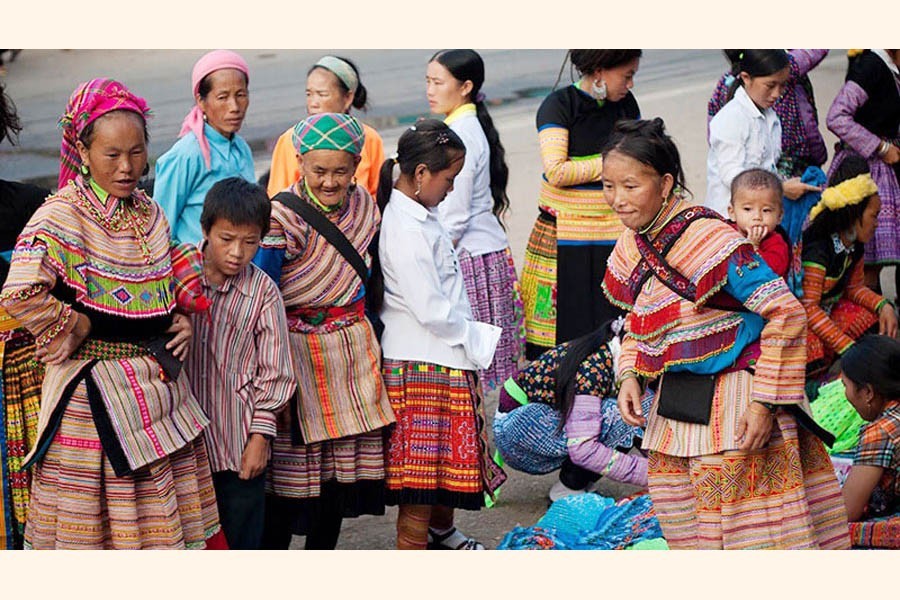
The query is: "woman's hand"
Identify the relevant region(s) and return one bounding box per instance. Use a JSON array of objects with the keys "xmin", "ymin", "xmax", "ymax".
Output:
[
  {"xmin": 879, "ymin": 303, "xmax": 898, "ymax": 338},
  {"xmin": 617, "ymin": 377, "xmax": 646, "ymax": 427},
  {"xmin": 882, "ymin": 144, "xmax": 900, "ymax": 165},
  {"xmin": 165, "ymin": 313, "xmax": 192, "ymax": 361},
  {"xmin": 782, "ymin": 177, "xmax": 823, "ymax": 201},
  {"xmin": 35, "ymin": 311, "xmax": 91, "ymax": 365},
  {"xmin": 735, "ymin": 402, "xmax": 774, "ymax": 451}
]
